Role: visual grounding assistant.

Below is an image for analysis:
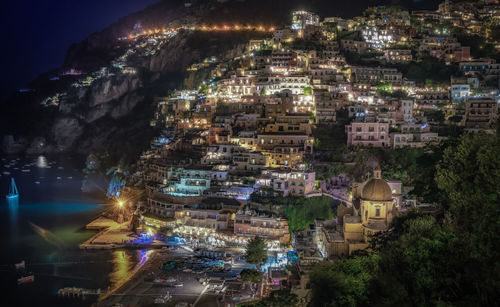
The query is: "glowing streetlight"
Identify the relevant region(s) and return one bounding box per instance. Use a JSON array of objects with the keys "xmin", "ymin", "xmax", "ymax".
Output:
[{"xmin": 118, "ymin": 201, "xmax": 124, "ymax": 207}]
